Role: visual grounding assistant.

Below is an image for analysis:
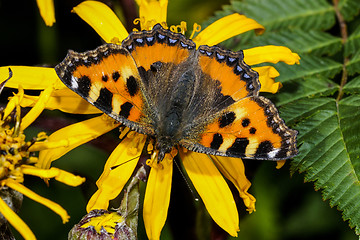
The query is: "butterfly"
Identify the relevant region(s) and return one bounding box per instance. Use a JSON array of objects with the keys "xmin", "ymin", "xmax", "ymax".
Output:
[{"xmin": 55, "ymin": 23, "xmax": 297, "ymax": 162}]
